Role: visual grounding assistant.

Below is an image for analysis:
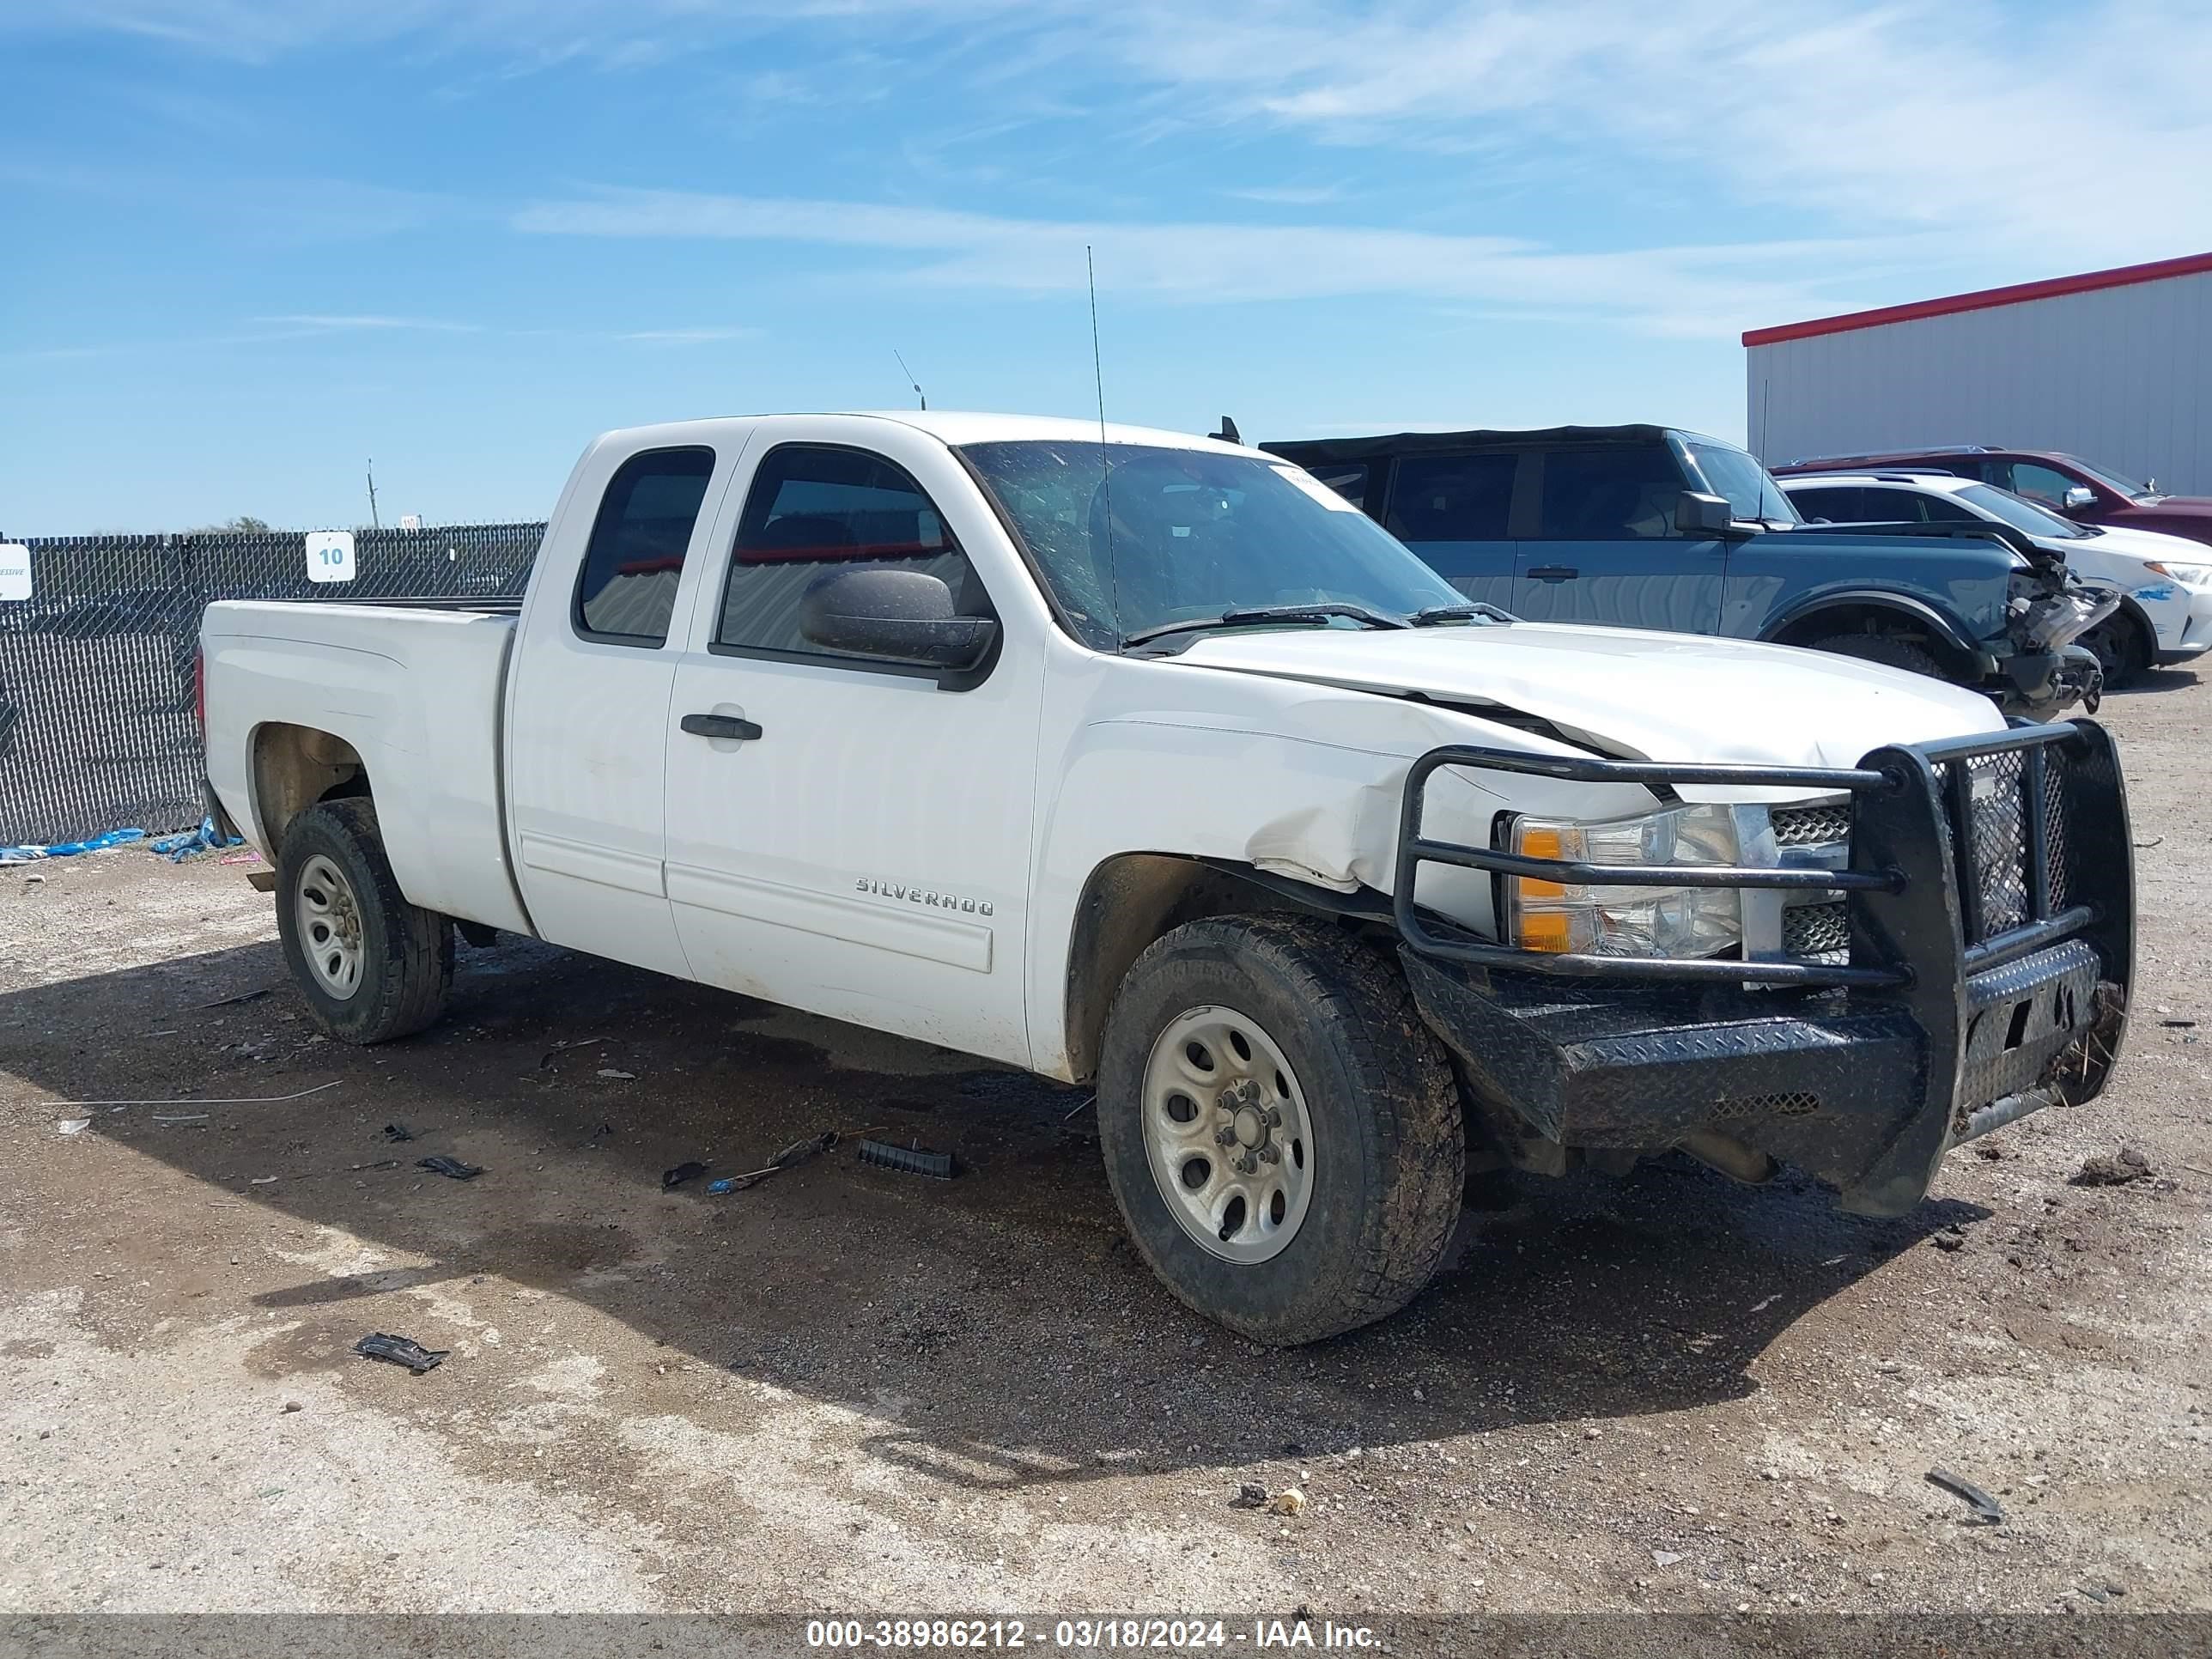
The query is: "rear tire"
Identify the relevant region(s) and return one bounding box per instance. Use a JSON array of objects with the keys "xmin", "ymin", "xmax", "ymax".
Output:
[
  {"xmin": 1096, "ymin": 915, "xmax": 1465, "ymax": 1345},
  {"xmin": 275, "ymin": 798, "xmax": 453, "ymax": 1044},
  {"xmin": 1807, "ymin": 632, "xmax": 1951, "ymax": 682}
]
